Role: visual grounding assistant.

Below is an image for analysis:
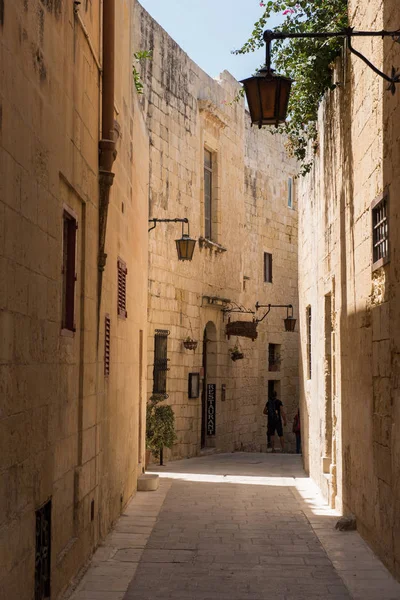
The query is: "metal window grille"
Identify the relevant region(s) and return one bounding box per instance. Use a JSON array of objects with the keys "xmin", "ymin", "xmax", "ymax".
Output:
[
  {"xmin": 104, "ymin": 314, "xmax": 111, "ymax": 377},
  {"xmin": 372, "ymin": 196, "xmax": 389, "ymax": 266},
  {"xmin": 288, "ymin": 177, "xmax": 293, "ymax": 208},
  {"xmin": 152, "ymin": 329, "xmax": 170, "ymax": 397},
  {"xmin": 264, "ymin": 252, "xmax": 272, "ymax": 283},
  {"xmin": 35, "ymin": 500, "xmax": 51, "ymax": 600},
  {"xmin": 117, "ymin": 258, "xmax": 127, "ymax": 318},
  {"xmin": 306, "ymin": 306, "xmax": 312, "ymax": 379},
  {"xmin": 62, "ymin": 211, "xmax": 77, "ymax": 331},
  {"xmin": 204, "ymin": 149, "xmax": 212, "ymax": 240}
]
